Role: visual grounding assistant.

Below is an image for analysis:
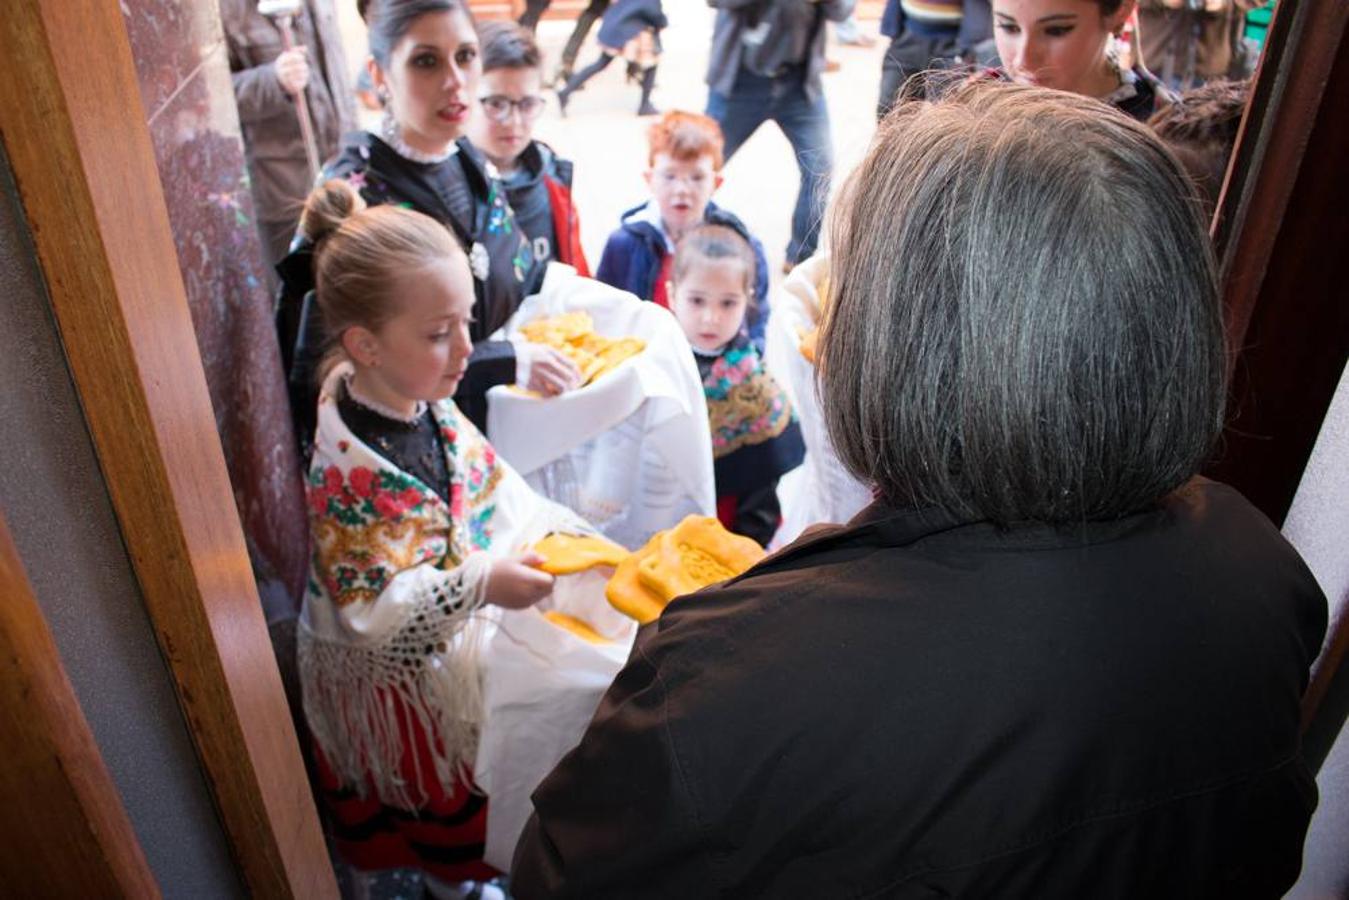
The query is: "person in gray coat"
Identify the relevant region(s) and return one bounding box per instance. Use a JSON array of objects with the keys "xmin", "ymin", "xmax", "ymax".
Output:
[
  {"xmin": 222, "ymin": 0, "xmax": 355, "ymax": 269},
  {"xmin": 704, "ymin": 0, "xmax": 855, "ymax": 271}
]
